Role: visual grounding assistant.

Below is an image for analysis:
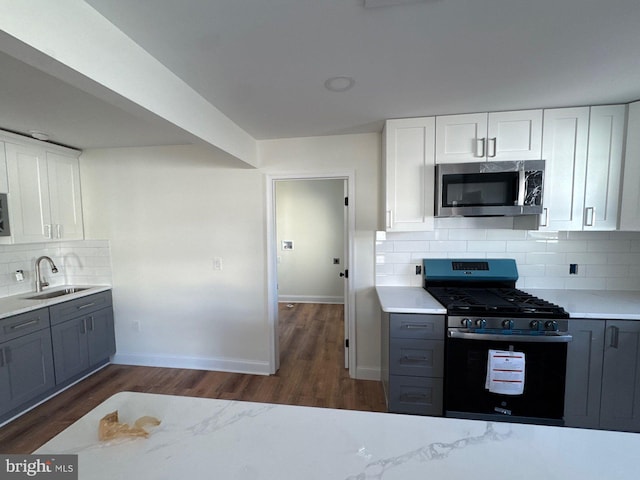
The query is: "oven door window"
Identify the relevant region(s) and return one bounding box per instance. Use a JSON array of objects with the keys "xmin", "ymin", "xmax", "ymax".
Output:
[
  {"xmin": 445, "ymin": 338, "xmax": 567, "ymax": 422},
  {"xmin": 442, "ymin": 172, "xmax": 519, "ymax": 207}
]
